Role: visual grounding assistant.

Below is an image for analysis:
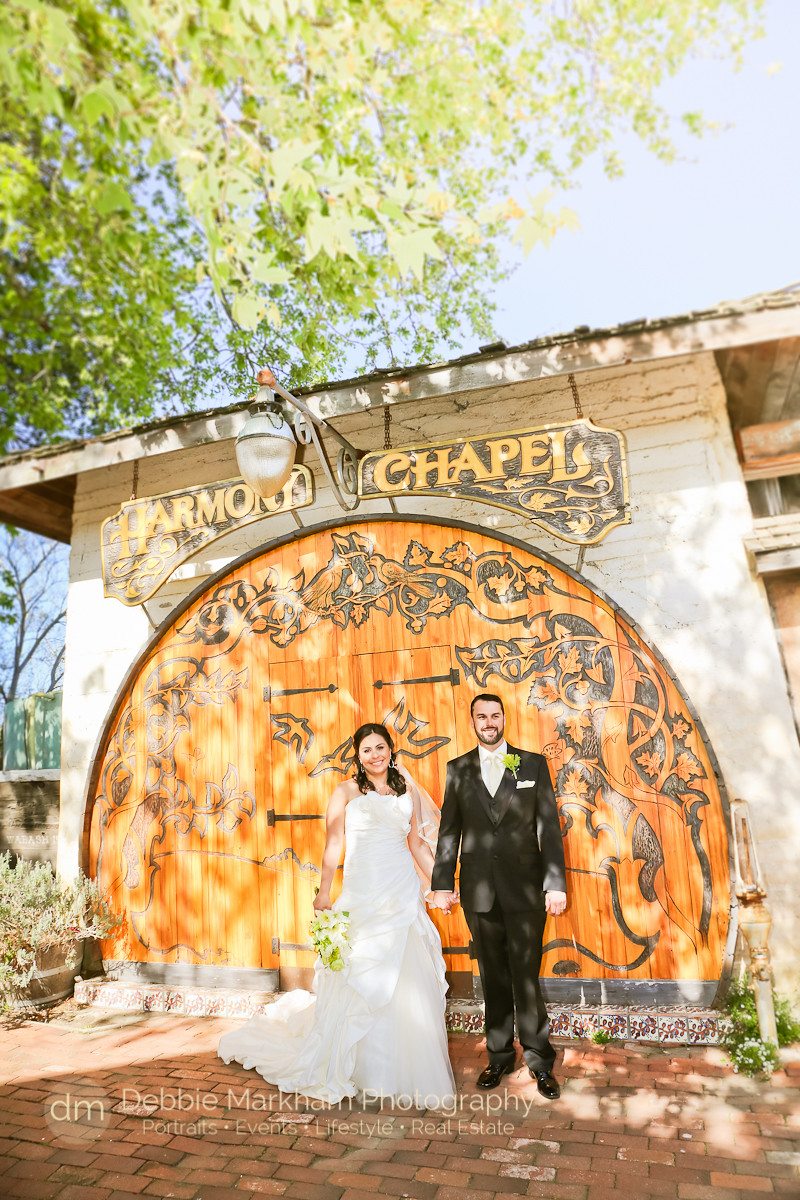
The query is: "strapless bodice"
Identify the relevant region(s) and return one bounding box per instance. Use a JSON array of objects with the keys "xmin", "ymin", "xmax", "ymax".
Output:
[
  {"xmin": 345, "ymin": 788, "xmax": 413, "ymax": 835},
  {"xmin": 338, "ymin": 788, "xmax": 416, "ymax": 901}
]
